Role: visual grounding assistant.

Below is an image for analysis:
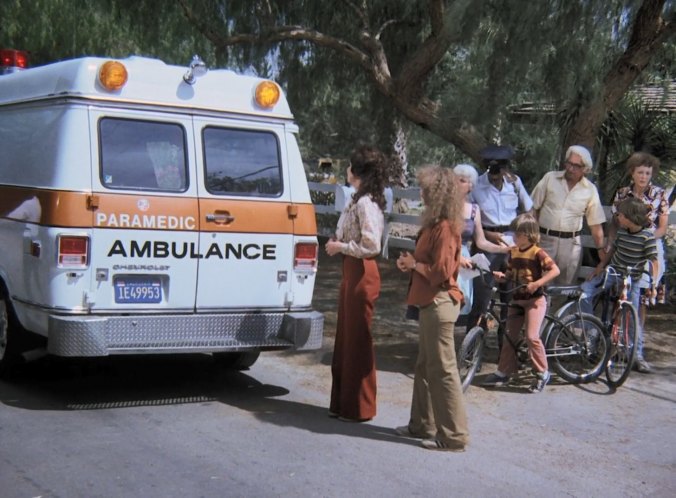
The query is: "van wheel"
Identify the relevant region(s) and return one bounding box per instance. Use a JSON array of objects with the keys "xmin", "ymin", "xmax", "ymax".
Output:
[
  {"xmin": 212, "ymin": 351, "xmax": 260, "ymax": 370},
  {"xmin": 0, "ymin": 297, "xmax": 25, "ymax": 377}
]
